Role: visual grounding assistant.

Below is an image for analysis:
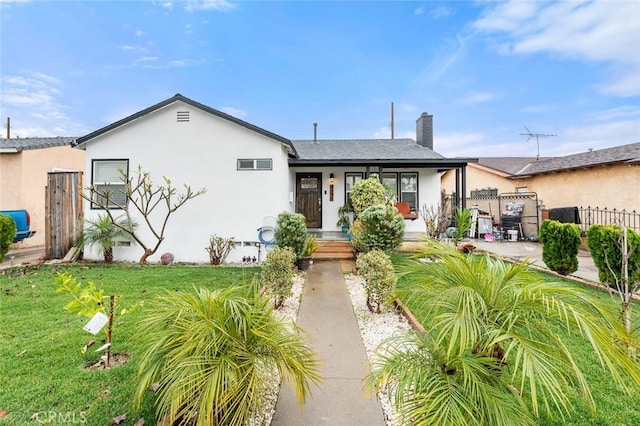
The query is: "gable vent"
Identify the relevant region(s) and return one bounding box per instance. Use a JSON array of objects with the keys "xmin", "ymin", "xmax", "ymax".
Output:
[{"xmin": 177, "ymin": 111, "xmax": 190, "ymax": 122}]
